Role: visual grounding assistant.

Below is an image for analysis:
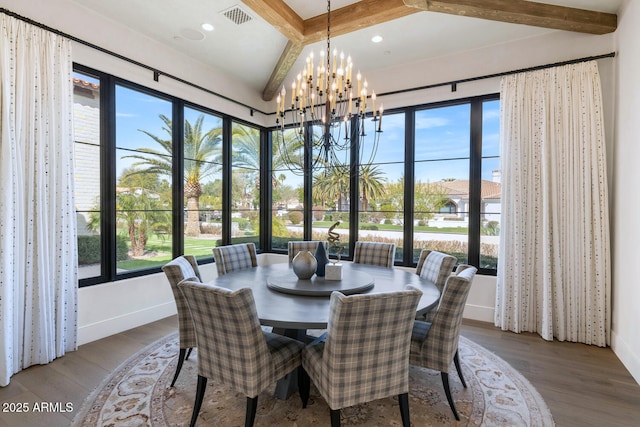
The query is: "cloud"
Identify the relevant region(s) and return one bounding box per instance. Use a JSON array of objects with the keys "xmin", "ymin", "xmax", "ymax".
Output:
[{"xmin": 415, "ymin": 116, "xmax": 450, "ymax": 129}]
